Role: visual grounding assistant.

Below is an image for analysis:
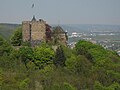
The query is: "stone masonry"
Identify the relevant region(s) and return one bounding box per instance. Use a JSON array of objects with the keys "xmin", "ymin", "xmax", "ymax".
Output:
[
  {"xmin": 22, "ymin": 17, "xmax": 46, "ymax": 46},
  {"xmin": 22, "ymin": 16, "xmax": 67, "ymax": 46}
]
